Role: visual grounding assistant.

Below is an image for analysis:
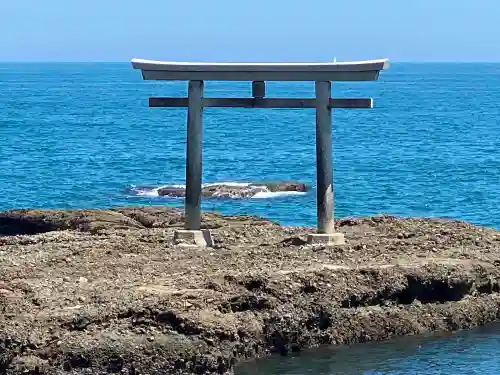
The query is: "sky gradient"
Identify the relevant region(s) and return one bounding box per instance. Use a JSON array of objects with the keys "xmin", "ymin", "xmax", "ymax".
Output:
[{"xmin": 1, "ymin": 0, "xmax": 499, "ymax": 62}]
